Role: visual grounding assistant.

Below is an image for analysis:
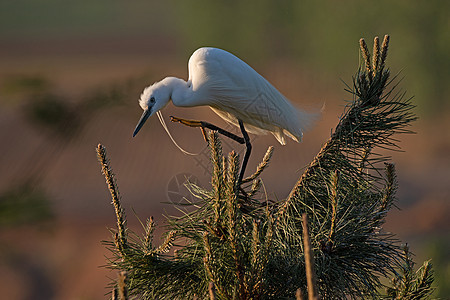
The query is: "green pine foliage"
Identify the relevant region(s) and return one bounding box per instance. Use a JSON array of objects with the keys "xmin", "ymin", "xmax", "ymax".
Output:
[
  {"xmin": 97, "ymin": 36, "xmax": 435, "ymax": 299},
  {"xmin": 385, "ymin": 245, "xmax": 435, "ymax": 300}
]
